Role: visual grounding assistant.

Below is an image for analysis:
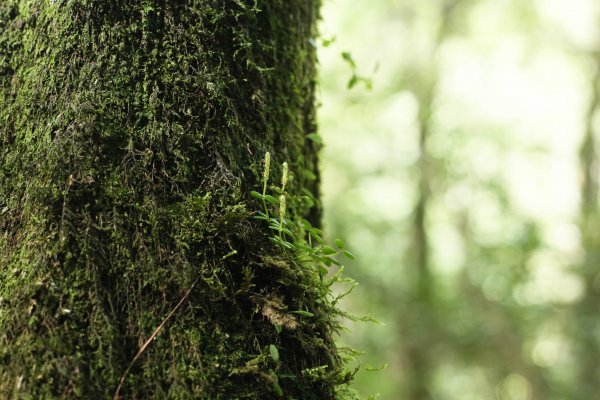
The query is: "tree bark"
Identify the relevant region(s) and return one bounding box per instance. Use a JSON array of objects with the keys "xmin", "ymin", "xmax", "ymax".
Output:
[{"xmin": 0, "ymin": 1, "xmax": 347, "ymax": 399}]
